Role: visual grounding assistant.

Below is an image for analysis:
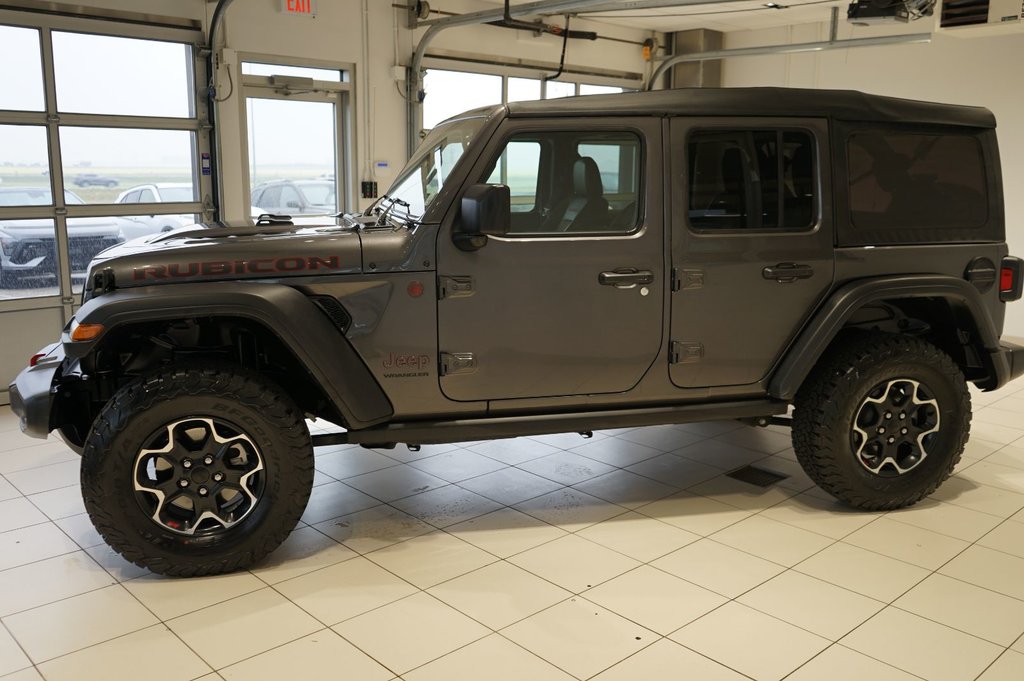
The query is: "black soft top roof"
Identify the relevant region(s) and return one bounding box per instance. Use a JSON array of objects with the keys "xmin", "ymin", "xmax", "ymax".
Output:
[{"xmin": 504, "ymin": 87, "xmax": 995, "ymax": 129}]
